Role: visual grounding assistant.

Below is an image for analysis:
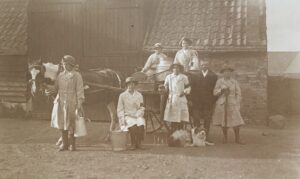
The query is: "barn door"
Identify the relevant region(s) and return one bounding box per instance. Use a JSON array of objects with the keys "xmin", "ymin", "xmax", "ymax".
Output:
[
  {"xmin": 84, "ymin": 0, "xmax": 144, "ymax": 56},
  {"xmin": 28, "ymin": 1, "xmax": 83, "ymax": 63}
]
